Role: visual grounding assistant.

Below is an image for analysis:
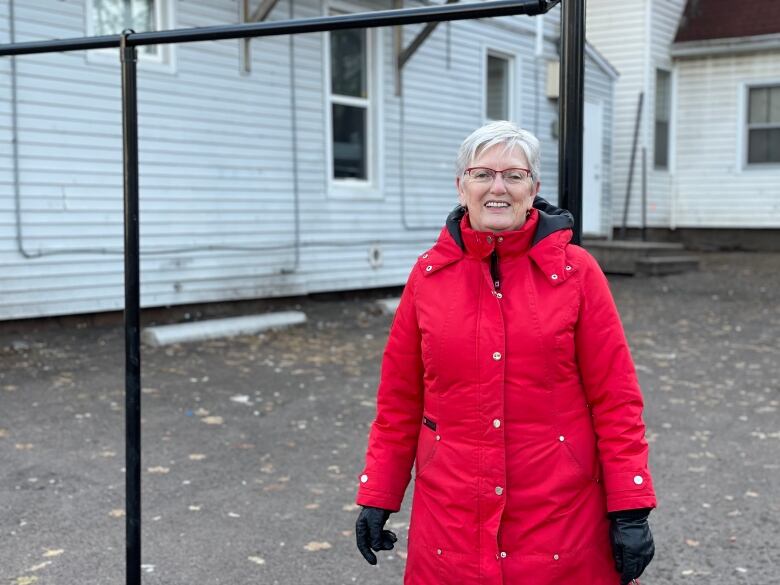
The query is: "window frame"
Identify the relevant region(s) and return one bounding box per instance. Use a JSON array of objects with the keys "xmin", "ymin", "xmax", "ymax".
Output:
[
  {"xmin": 85, "ymin": 0, "xmax": 176, "ymax": 72},
  {"xmin": 654, "ymin": 68, "xmax": 672, "ymax": 170},
  {"xmin": 323, "ymin": 1, "xmax": 384, "ymax": 200},
  {"xmin": 742, "ymin": 82, "xmax": 780, "ymax": 168},
  {"xmin": 481, "ymin": 44, "xmax": 521, "ymax": 125}
]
